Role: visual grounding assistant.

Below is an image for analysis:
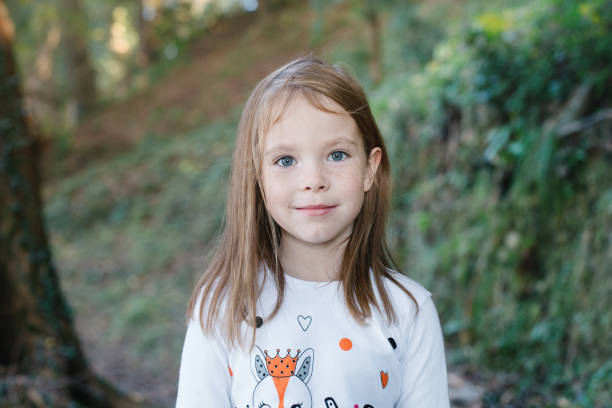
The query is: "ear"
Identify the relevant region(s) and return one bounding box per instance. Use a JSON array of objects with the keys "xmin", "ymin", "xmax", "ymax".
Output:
[
  {"xmin": 295, "ymin": 348, "xmax": 314, "ymax": 384},
  {"xmin": 250, "ymin": 345, "xmax": 269, "ymax": 382},
  {"xmin": 364, "ymin": 147, "xmax": 382, "ymax": 192}
]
